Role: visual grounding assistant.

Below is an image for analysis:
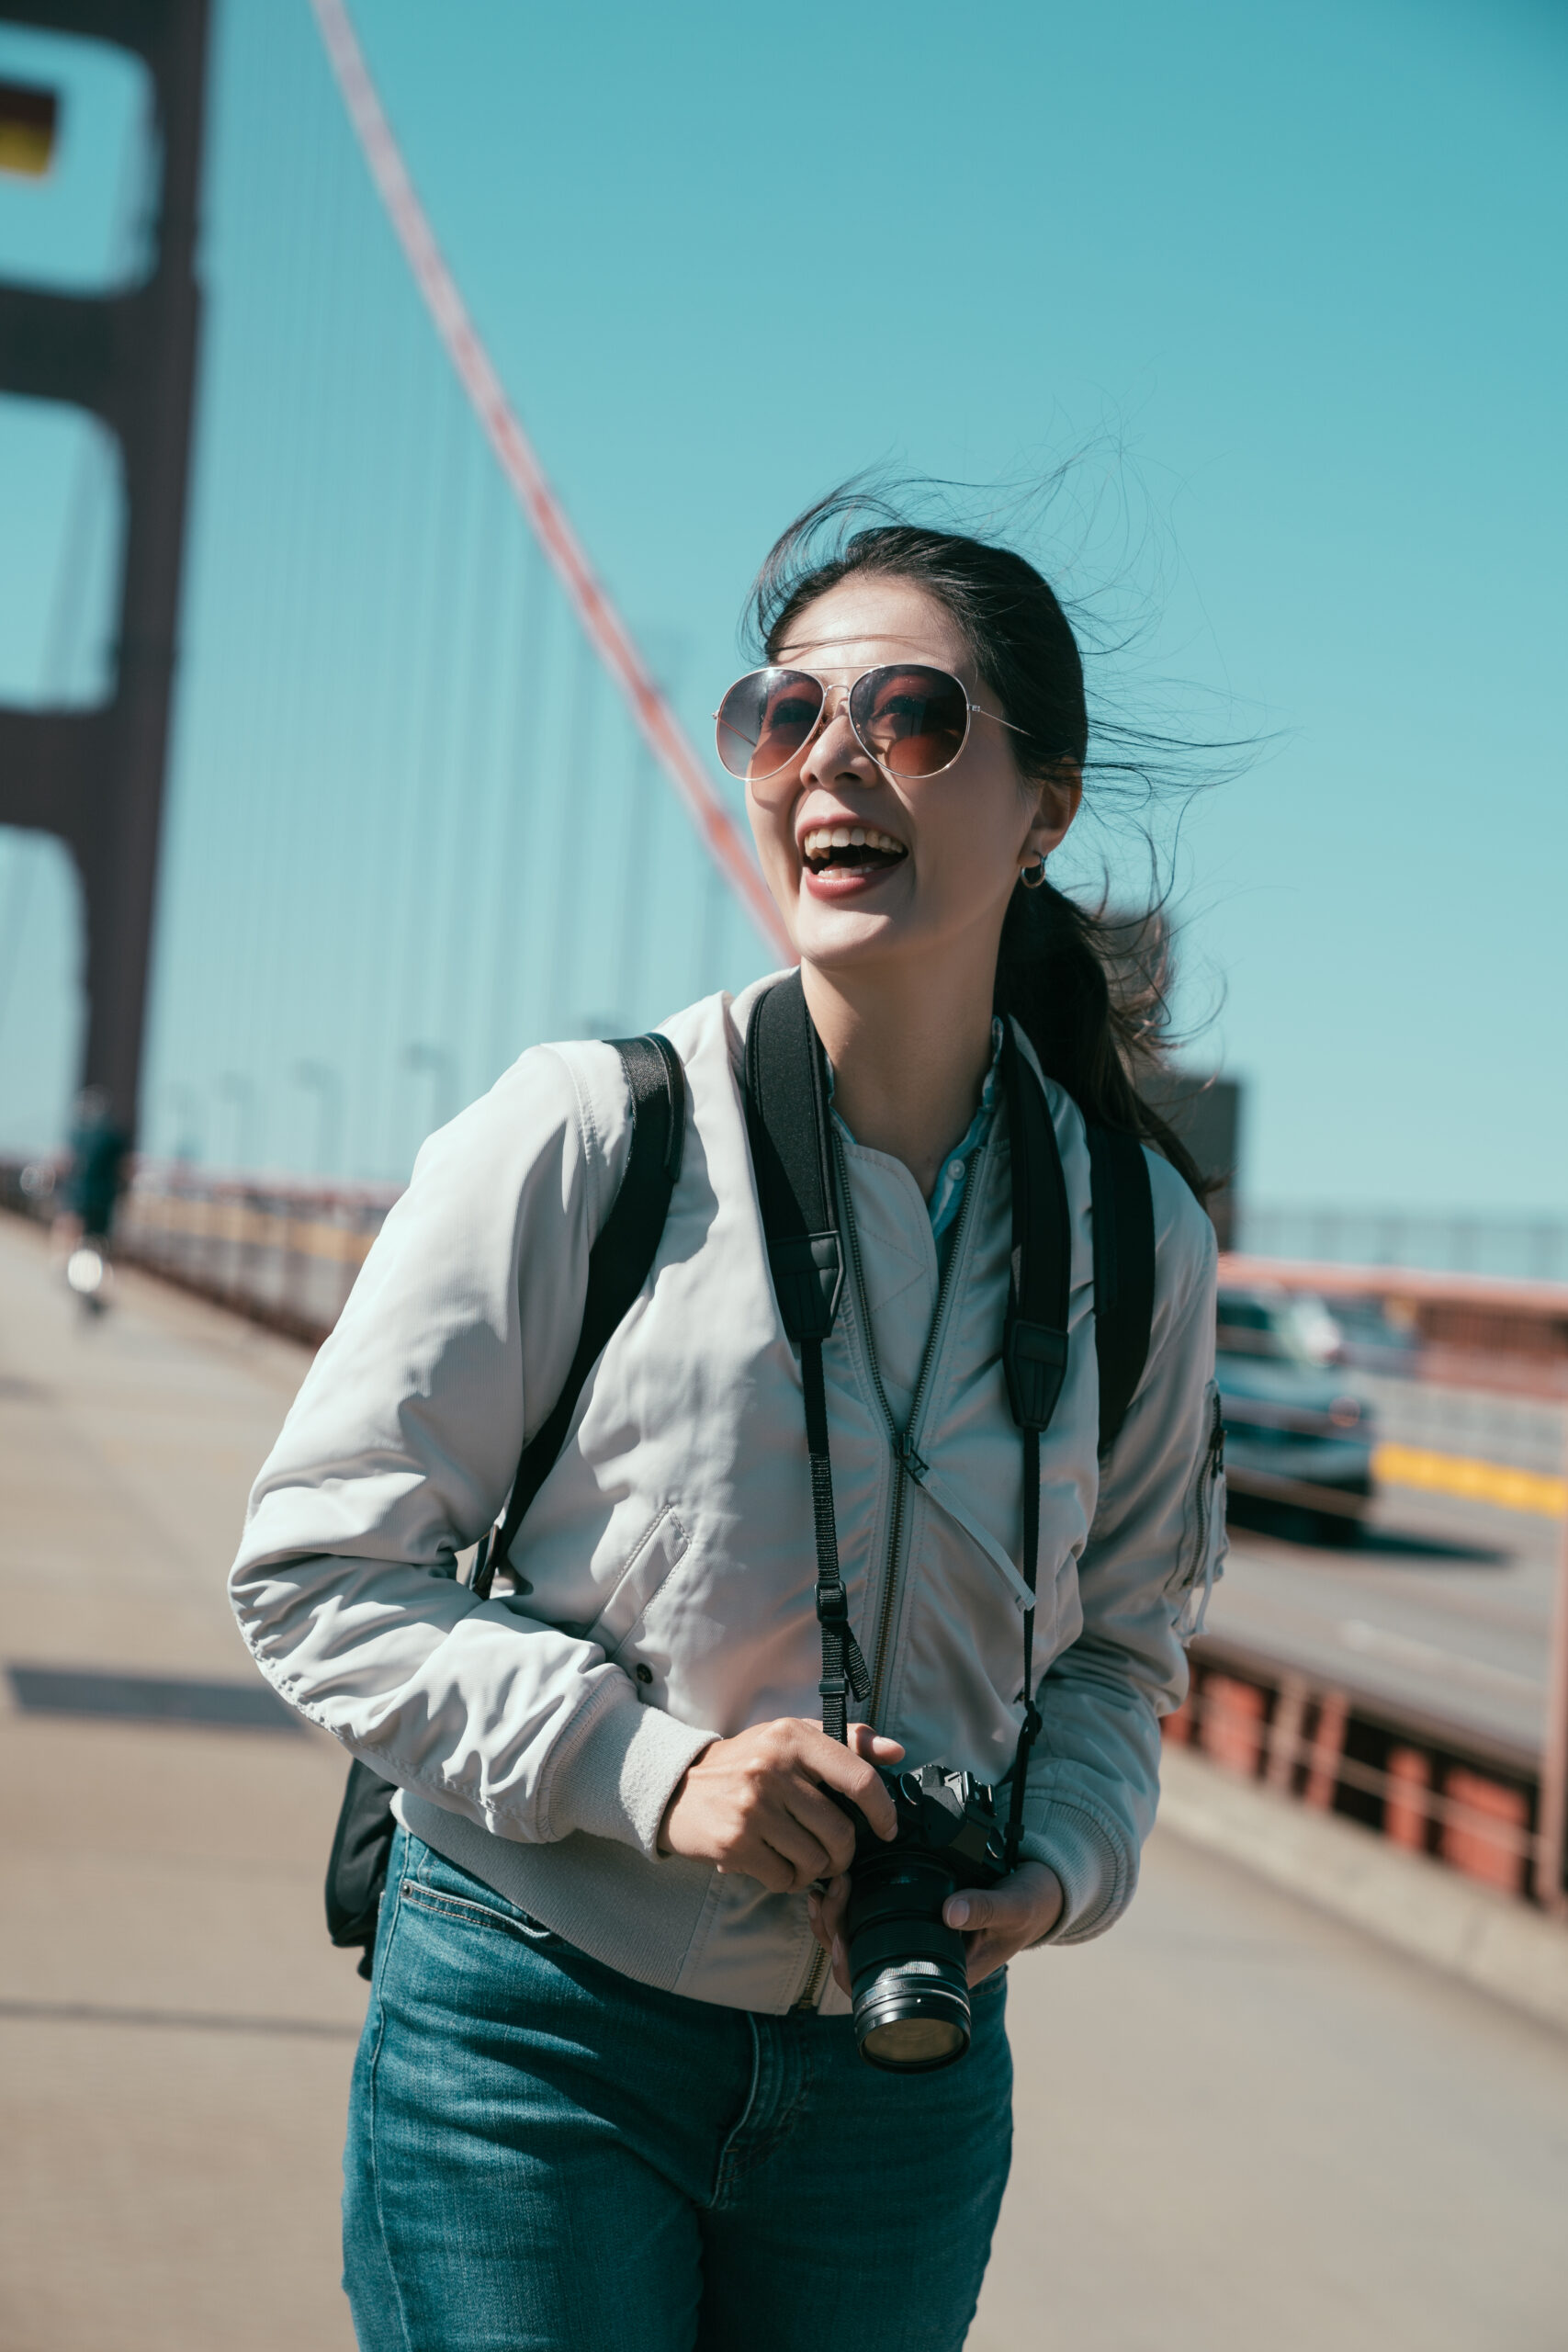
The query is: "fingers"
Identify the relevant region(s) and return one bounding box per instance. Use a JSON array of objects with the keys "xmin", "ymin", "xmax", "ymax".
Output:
[
  {"xmin": 942, "ymin": 1886, "xmax": 1004, "ymax": 1934},
  {"xmin": 846, "ymin": 1719, "xmax": 905, "ymax": 1765},
  {"xmin": 942, "ymin": 1862, "xmax": 1062, "ymax": 1941},
  {"xmin": 942, "ymin": 1862, "xmax": 1064, "ymax": 1984},
  {"xmin": 802, "ymin": 1724, "xmax": 902, "ymax": 1840},
  {"xmin": 785, "ymin": 1781, "xmax": 862, "ymax": 1881},
  {"xmin": 660, "ymin": 1717, "xmax": 907, "ymax": 1892},
  {"xmin": 961, "ymin": 1931, "xmax": 1013, "ymax": 1987},
  {"xmin": 761, "ymin": 1792, "xmax": 856, "ymax": 1889}
]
